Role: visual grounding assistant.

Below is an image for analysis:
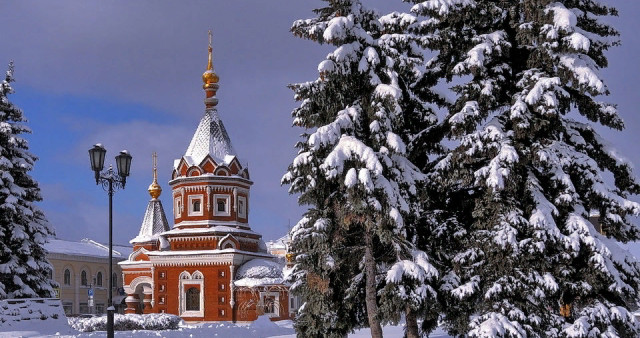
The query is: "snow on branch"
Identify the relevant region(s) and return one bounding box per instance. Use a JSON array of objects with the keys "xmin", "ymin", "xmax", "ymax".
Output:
[
  {"xmin": 412, "ymin": 0, "xmax": 476, "ymax": 16},
  {"xmin": 321, "ymin": 135, "xmax": 383, "ymax": 179}
]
